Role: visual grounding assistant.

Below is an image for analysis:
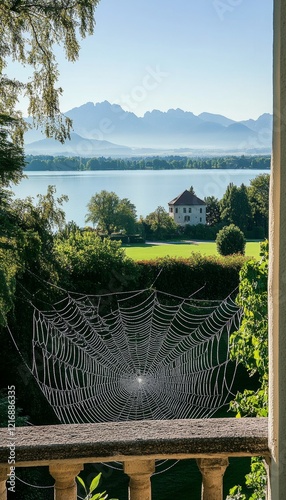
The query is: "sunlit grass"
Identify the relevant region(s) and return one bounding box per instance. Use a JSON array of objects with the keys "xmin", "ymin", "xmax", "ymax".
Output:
[{"xmin": 123, "ymin": 241, "xmax": 262, "ymax": 261}]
